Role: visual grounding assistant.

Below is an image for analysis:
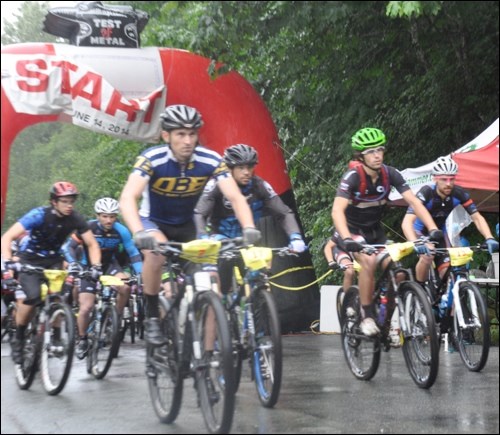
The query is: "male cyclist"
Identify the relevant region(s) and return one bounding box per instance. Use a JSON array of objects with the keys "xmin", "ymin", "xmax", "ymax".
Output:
[
  {"xmin": 194, "ymin": 143, "xmax": 307, "ymax": 293},
  {"xmin": 63, "ymin": 197, "xmax": 143, "ymax": 359},
  {"xmin": 119, "ymin": 105, "xmax": 260, "ymax": 346},
  {"xmin": 402, "ymin": 156, "xmax": 499, "ymax": 284},
  {"xmin": 331, "ymin": 128, "xmax": 442, "ymax": 336},
  {"xmin": 0, "ymin": 182, "xmax": 101, "ymax": 364}
]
